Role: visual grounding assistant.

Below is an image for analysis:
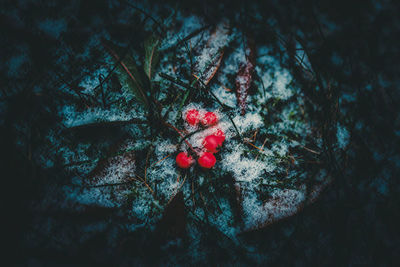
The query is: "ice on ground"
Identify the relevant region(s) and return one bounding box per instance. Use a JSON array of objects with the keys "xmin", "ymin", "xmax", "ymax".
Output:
[
  {"xmin": 218, "ymin": 110, "xmax": 278, "ymax": 183},
  {"xmin": 156, "ymin": 13, "xmax": 208, "ymax": 82},
  {"xmin": 130, "ymin": 194, "xmax": 159, "ymax": 222}
]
